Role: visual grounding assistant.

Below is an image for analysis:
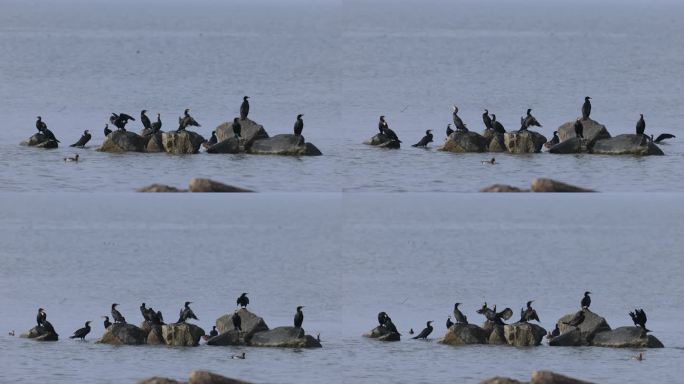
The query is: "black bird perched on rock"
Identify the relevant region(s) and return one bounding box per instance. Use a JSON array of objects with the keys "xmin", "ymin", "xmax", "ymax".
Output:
[
  {"xmin": 141, "ymin": 110, "xmax": 151, "ymax": 130},
  {"xmin": 412, "ymin": 321, "xmax": 433, "ymax": 339},
  {"xmin": 42, "ymin": 319, "xmax": 57, "ymax": 335},
  {"xmin": 70, "ymin": 321, "xmax": 92, "ymax": 340},
  {"xmin": 453, "ymin": 303, "xmax": 468, "ymax": 324},
  {"xmin": 377, "ymin": 312, "xmax": 388, "ymax": 326},
  {"xmin": 104, "ymin": 124, "xmax": 112, "ymax": 137},
  {"xmin": 446, "ymin": 316, "xmax": 453, "ymax": 329},
  {"xmin": 240, "ymin": 96, "xmax": 250, "ymax": 120},
  {"xmin": 519, "ymin": 300, "xmax": 540, "ymax": 323},
  {"xmin": 294, "ymin": 306, "xmax": 305, "ymax": 328},
  {"xmin": 179, "ymin": 109, "xmax": 200, "ymax": 131},
  {"xmin": 378, "ymin": 116, "xmax": 388, "ymax": 135},
  {"xmin": 36, "ymin": 116, "xmax": 47, "ymax": 132},
  {"xmin": 452, "ymin": 105, "xmax": 468, "ymax": 132},
  {"xmin": 293, "ymin": 114, "xmax": 304, "ymax": 136},
  {"xmin": 582, "ymin": 97, "xmax": 592, "ymax": 120},
  {"xmin": 446, "ymin": 123, "xmax": 454, "ymax": 137},
  {"xmin": 574, "ymin": 119, "xmax": 584, "ymax": 139},
  {"xmin": 382, "ymin": 314, "xmax": 400, "ymax": 335},
  {"xmin": 111, "ymin": 303, "xmax": 126, "ymax": 324},
  {"xmin": 207, "ymin": 131, "xmax": 218, "ymax": 146},
  {"xmin": 151, "ymin": 113, "xmax": 162, "ymax": 133},
  {"xmin": 140, "ymin": 303, "xmax": 151, "ymax": 322},
  {"xmin": 177, "ymin": 301, "xmax": 198, "ymax": 323},
  {"xmin": 36, "ymin": 308, "xmax": 47, "ymax": 327},
  {"xmin": 232, "ymin": 310, "xmax": 242, "ymax": 331},
  {"xmin": 545, "ymin": 131, "xmax": 560, "ymax": 149},
  {"xmin": 102, "ymin": 316, "xmax": 111, "ymax": 329},
  {"xmin": 378, "ymin": 116, "xmax": 401, "ymax": 142},
  {"xmin": 629, "ymin": 309, "xmax": 650, "ymax": 332},
  {"xmin": 38, "ymin": 122, "xmax": 59, "ymax": 142},
  {"xmin": 477, "ymin": 303, "xmax": 513, "ymax": 325},
  {"xmin": 491, "ymin": 114, "xmax": 506, "ymax": 134},
  {"xmin": 209, "ymin": 326, "xmax": 218, "ymax": 337},
  {"xmin": 547, "ymin": 324, "xmax": 560, "ymax": 339},
  {"xmin": 563, "ymin": 310, "xmax": 585, "ymax": 327},
  {"xmin": 482, "ymin": 109, "xmax": 493, "ymax": 129},
  {"xmin": 636, "ymin": 114, "xmax": 646, "ymax": 136},
  {"xmin": 412, "ymin": 130, "xmax": 433, "ymax": 147},
  {"xmin": 233, "ymin": 118, "xmax": 242, "ymax": 139},
  {"xmin": 523, "ymin": 108, "xmax": 542, "ymax": 129},
  {"xmin": 237, "ymin": 293, "xmax": 249, "ymax": 308},
  {"xmin": 581, "ymin": 292, "xmax": 591, "ymax": 309},
  {"xmin": 70, "ymin": 130, "xmax": 91, "ymax": 147},
  {"xmin": 651, "ymin": 133, "xmax": 675, "ymax": 143},
  {"xmin": 110, "ymin": 113, "xmax": 135, "ymax": 131}
]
